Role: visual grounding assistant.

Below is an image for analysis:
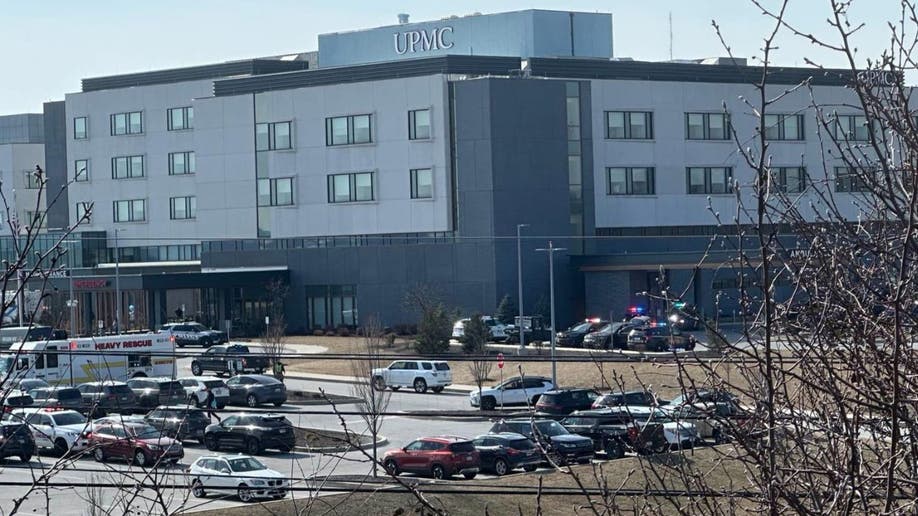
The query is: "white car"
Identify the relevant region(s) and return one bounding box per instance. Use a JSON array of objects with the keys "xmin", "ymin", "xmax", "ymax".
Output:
[
  {"xmin": 452, "ymin": 316, "xmax": 509, "ymax": 342},
  {"xmin": 5, "ymin": 408, "xmax": 91, "ymax": 455},
  {"xmin": 623, "ymin": 406, "xmax": 699, "ymax": 448},
  {"xmin": 371, "ymin": 360, "xmax": 452, "ymax": 393},
  {"xmin": 469, "ymin": 376, "xmax": 555, "ymax": 410},
  {"xmin": 189, "ymin": 454, "xmax": 289, "ymax": 502},
  {"xmin": 177, "ymin": 377, "xmax": 230, "ymax": 408}
]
